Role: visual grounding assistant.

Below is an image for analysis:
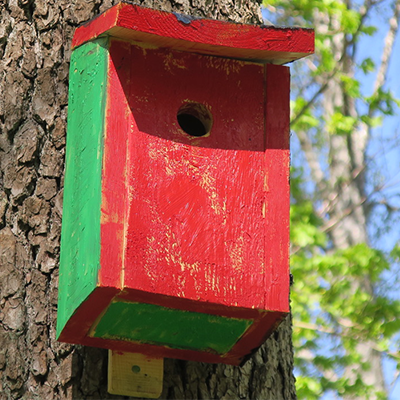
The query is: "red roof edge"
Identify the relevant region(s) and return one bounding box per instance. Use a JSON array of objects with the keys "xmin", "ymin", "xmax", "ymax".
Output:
[{"xmin": 71, "ymin": 2, "xmax": 314, "ymax": 64}]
